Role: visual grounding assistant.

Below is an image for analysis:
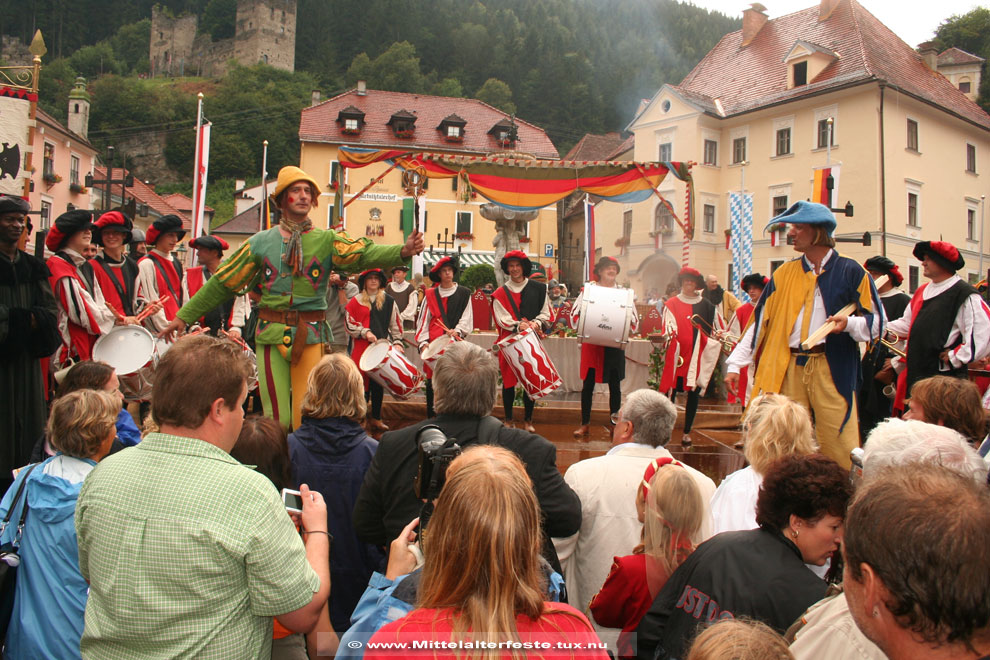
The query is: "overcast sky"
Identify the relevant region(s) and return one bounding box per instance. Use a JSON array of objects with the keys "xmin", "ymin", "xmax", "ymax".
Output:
[{"xmin": 685, "ymin": 0, "xmax": 985, "ymax": 49}]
